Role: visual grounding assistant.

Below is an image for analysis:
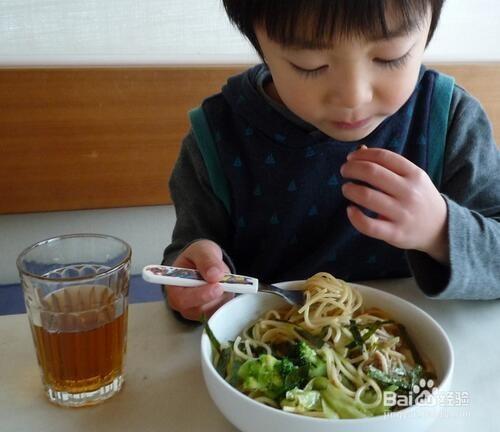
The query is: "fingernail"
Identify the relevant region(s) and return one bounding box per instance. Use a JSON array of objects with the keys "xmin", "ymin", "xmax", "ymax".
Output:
[{"xmin": 347, "ymin": 144, "xmax": 367, "ymax": 160}]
